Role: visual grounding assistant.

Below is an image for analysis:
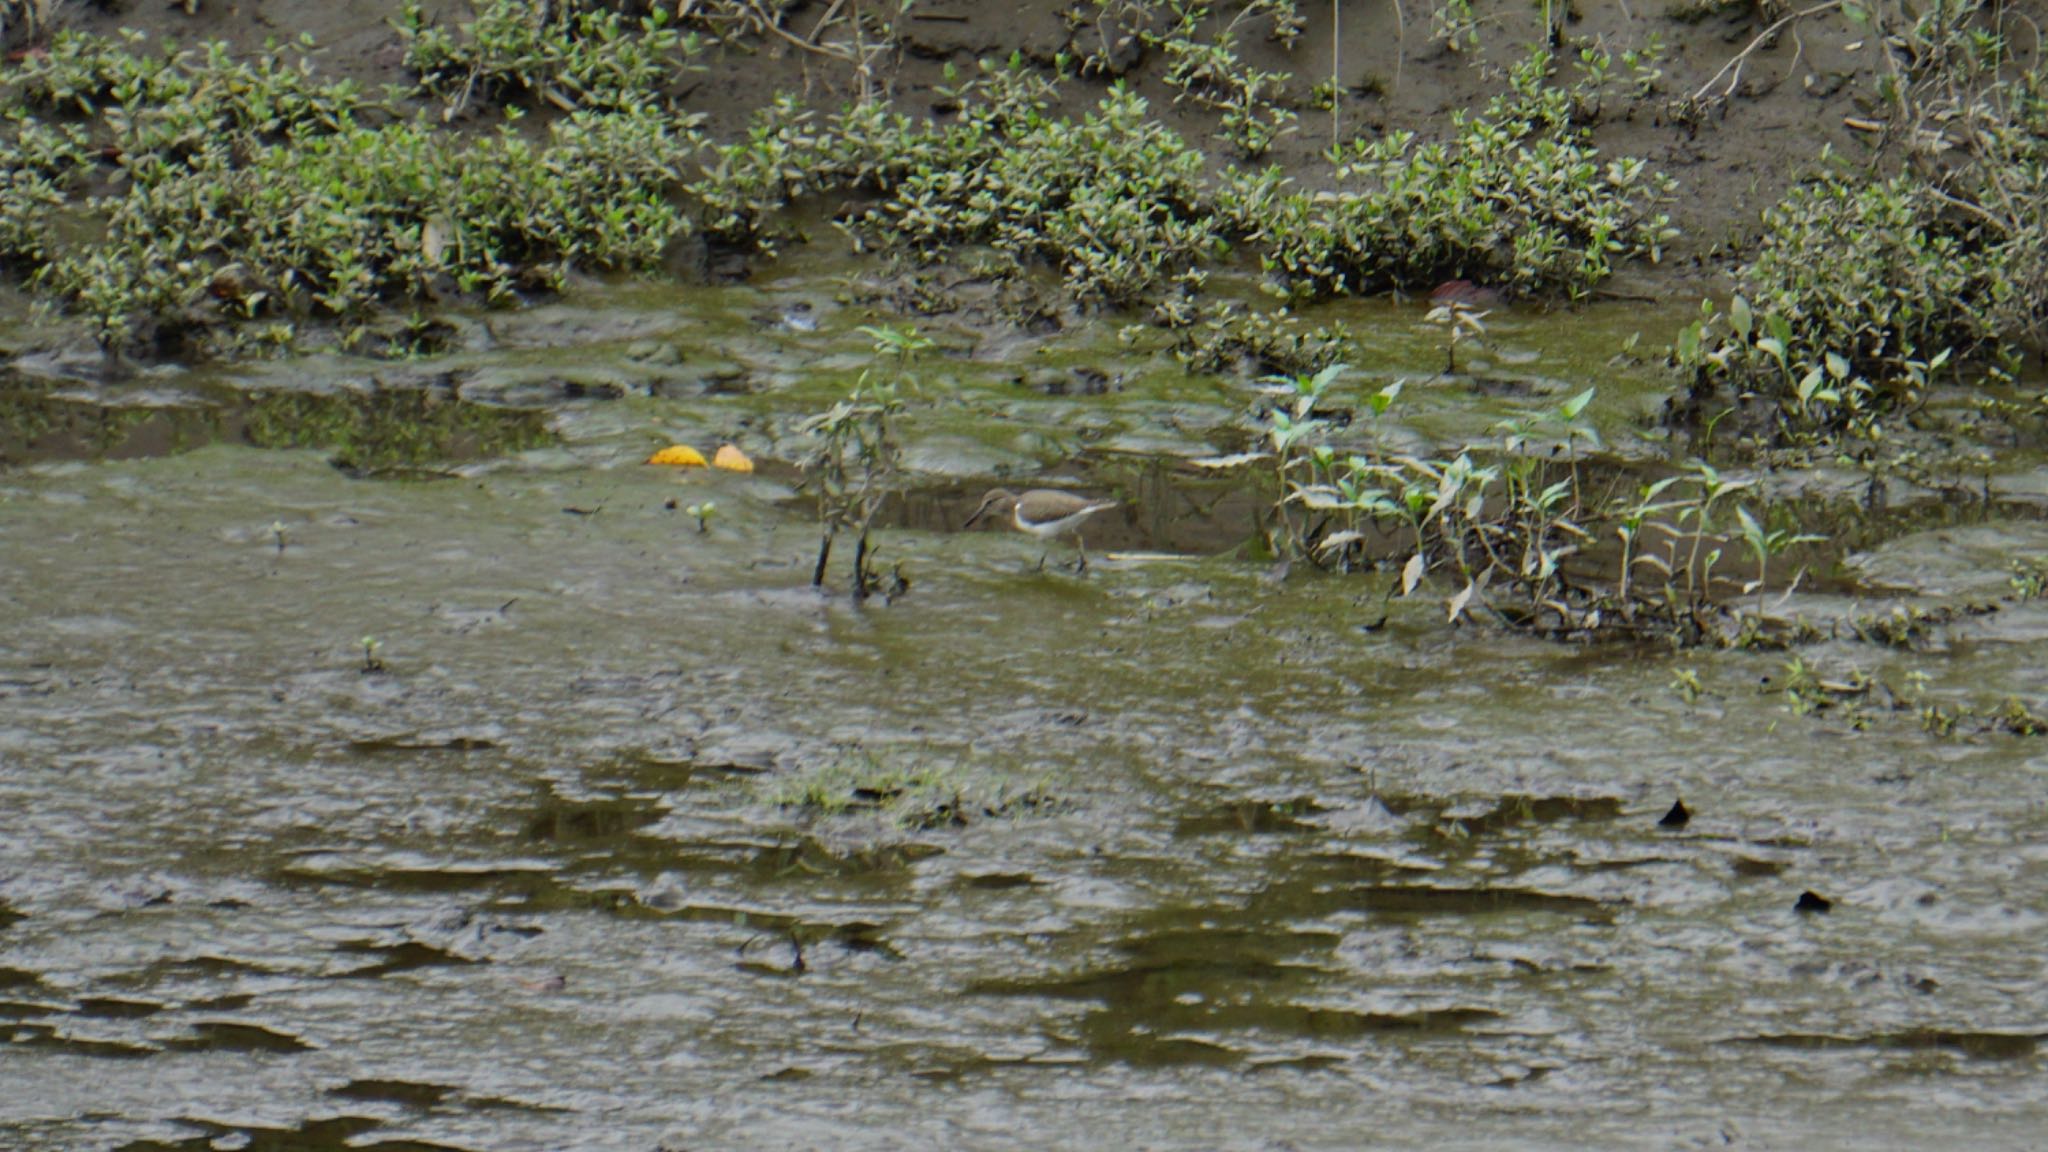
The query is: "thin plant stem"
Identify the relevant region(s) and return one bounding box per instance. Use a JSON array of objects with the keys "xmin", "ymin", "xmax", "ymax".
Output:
[{"xmin": 1331, "ymin": 0, "xmax": 1342, "ymax": 152}]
